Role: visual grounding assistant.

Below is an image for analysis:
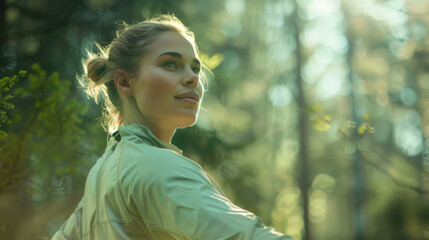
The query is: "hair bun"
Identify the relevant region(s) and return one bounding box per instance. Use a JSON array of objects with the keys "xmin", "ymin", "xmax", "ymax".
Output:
[{"xmin": 87, "ymin": 57, "xmax": 108, "ymax": 83}]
